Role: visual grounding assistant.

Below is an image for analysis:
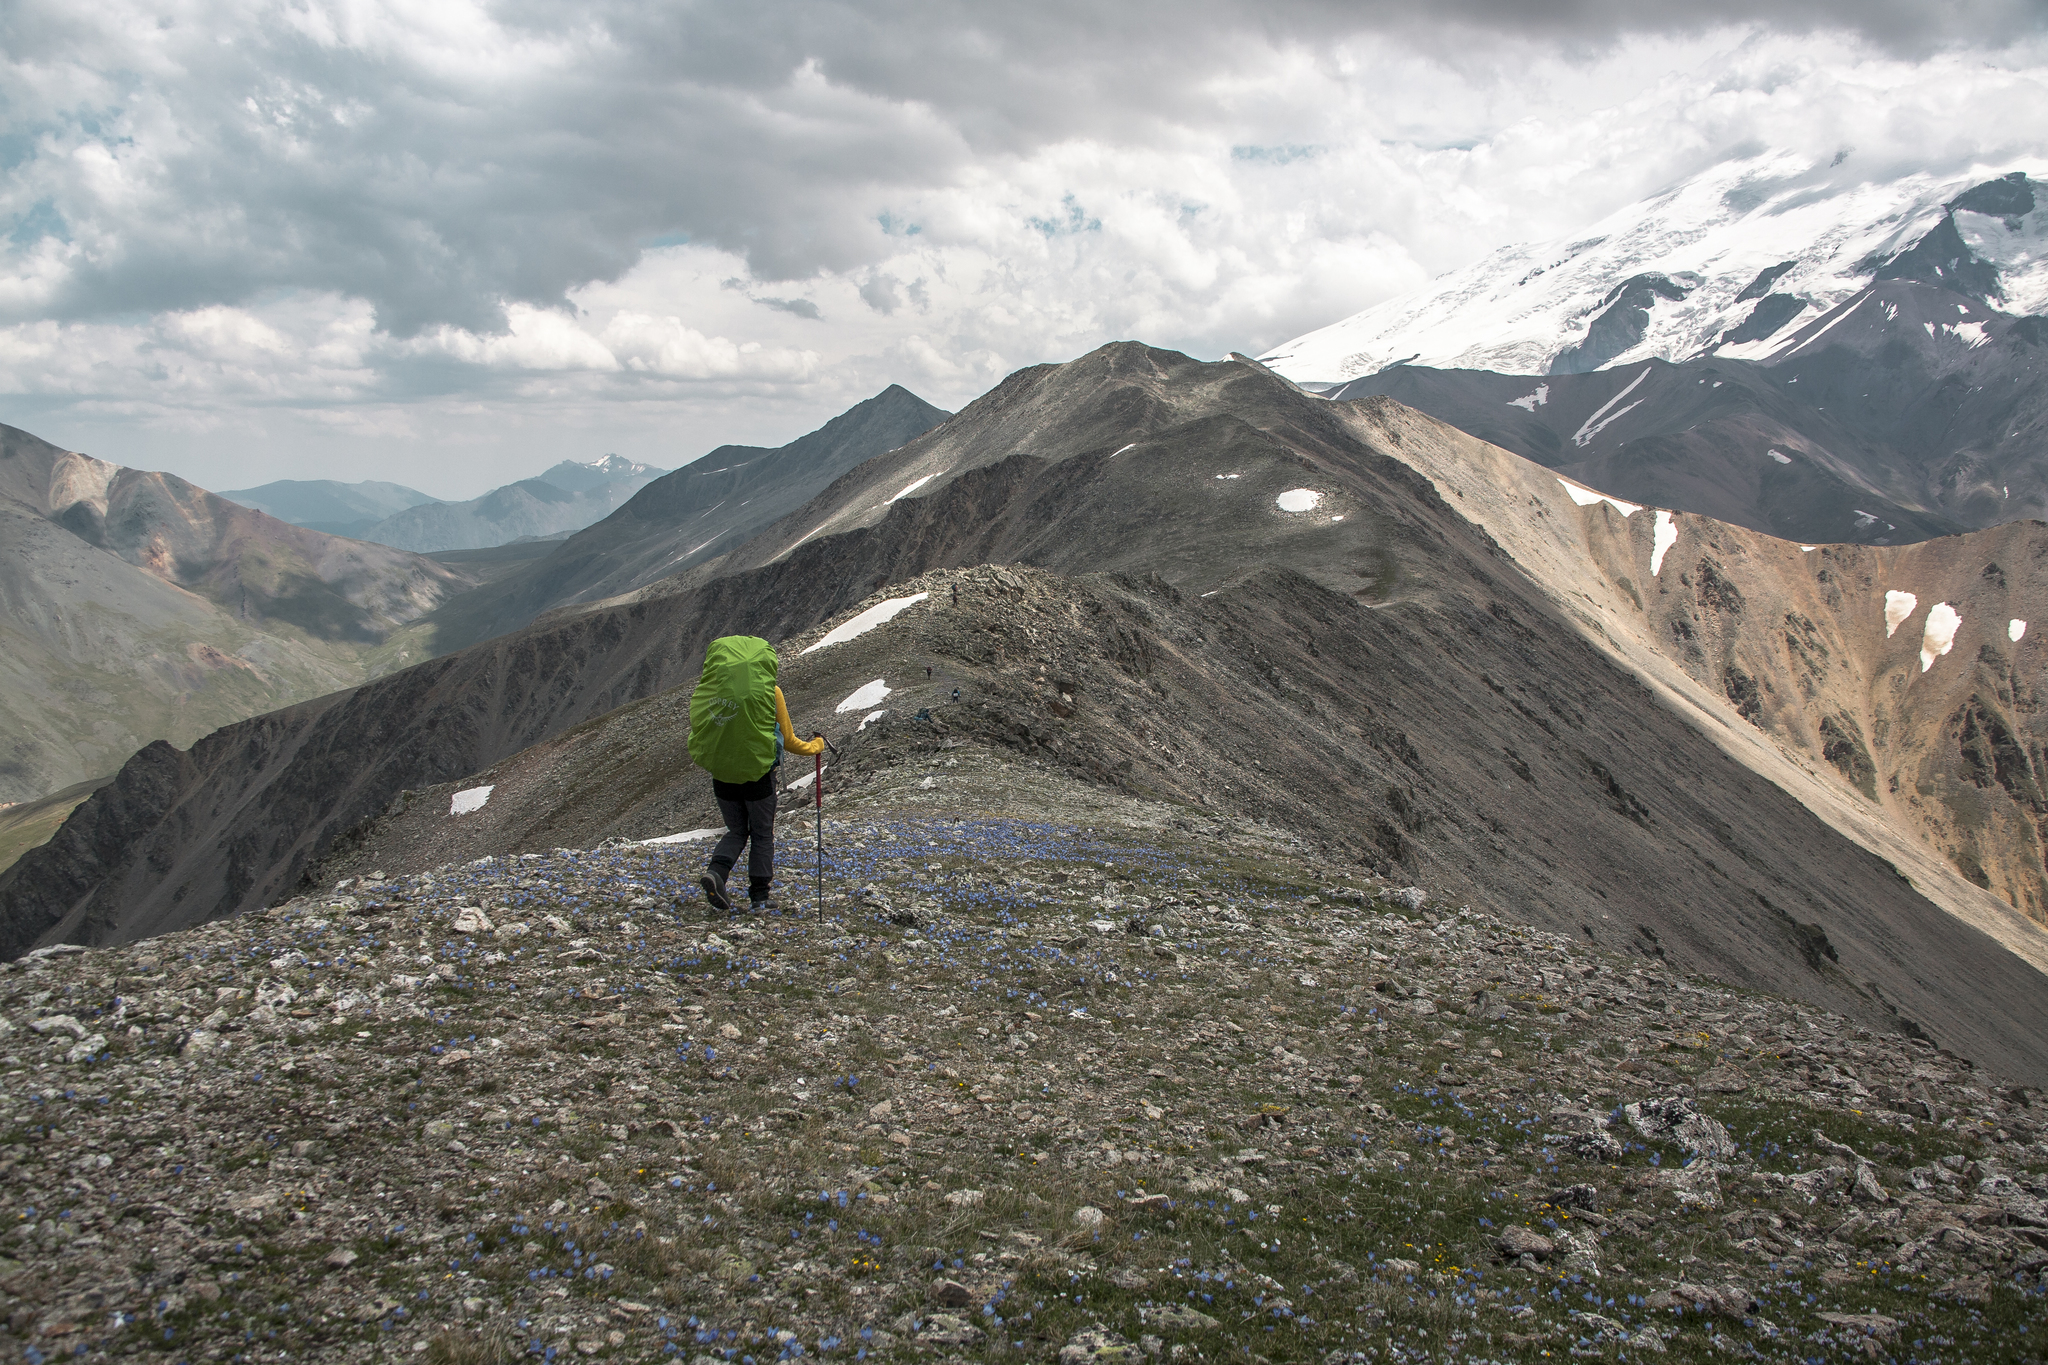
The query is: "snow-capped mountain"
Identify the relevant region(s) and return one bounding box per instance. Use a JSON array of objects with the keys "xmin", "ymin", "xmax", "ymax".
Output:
[
  {"xmin": 1261, "ymin": 151, "xmax": 2048, "ymax": 383},
  {"xmin": 530, "ymin": 453, "xmax": 666, "ymax": 495}
]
